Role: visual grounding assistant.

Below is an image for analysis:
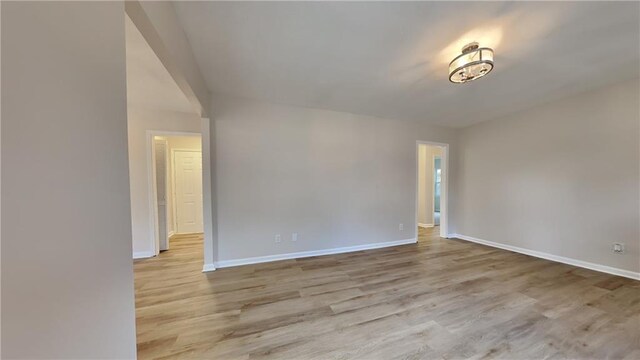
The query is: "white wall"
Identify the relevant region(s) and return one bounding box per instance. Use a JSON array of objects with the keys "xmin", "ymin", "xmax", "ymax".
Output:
[
  {"xmin": 0, "ymin": 3, "xmax": 3, "ymax": 353},
  {"xmin": 418, "ymin": 145, "xmax": 429, "ymax": 226},
  {"xmin": 203, "ymin": 118, "xmax": 218, "ymax": 269},
  {"xmin": 125, "ymin": 1, "xmax": 210, "ymax": 117},
  {"xmin": 455, "ymin": 79, "xmax": 640, "ymax": 274},
  {"xmin": 1, "ymin": 2, "xmax": 137, "ymax": 358},
  {"xmin": 212, "ymin": 94, "xmax": 458, "ymax": 263},
  {"xmin": 168, "ymin": 136, "xmax": 202, "ymax": 150},
  {"xmin": 418, "ymin": 145, "xmax": 442, "ymax": 226},
  {"xmin": 127, "ymin": 107, "xmax": 201, "ymax": 257}
]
